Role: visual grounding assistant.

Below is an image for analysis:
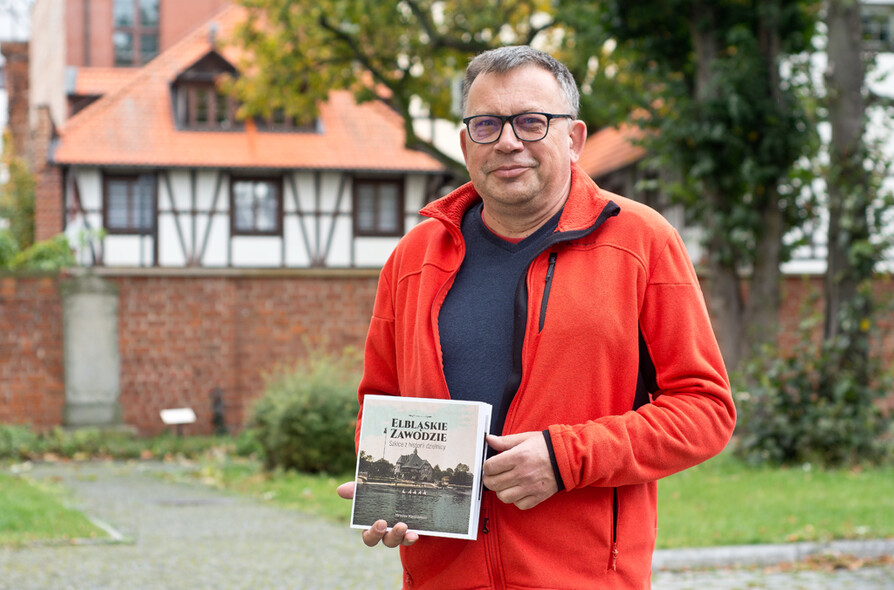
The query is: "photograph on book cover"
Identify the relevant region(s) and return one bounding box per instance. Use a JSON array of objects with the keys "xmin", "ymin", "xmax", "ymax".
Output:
[{"xmin": 351, "ymin": 395, "xmax": 491, "ymax": 540}]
